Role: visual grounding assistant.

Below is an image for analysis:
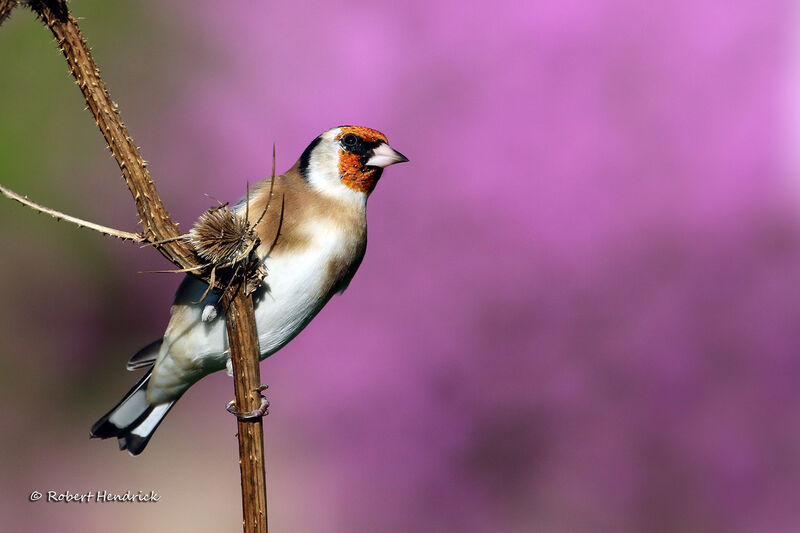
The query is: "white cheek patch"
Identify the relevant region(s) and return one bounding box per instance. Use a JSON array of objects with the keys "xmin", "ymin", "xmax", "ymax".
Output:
[{"xmin": 306, "ymin": 130, "xmax": 368, "ymax": 208}]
